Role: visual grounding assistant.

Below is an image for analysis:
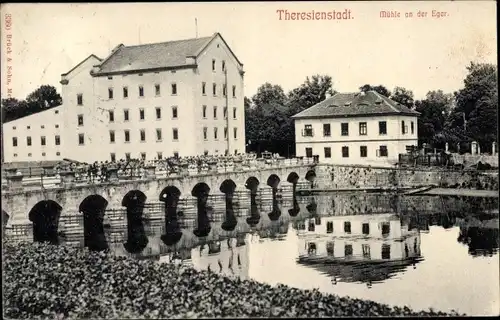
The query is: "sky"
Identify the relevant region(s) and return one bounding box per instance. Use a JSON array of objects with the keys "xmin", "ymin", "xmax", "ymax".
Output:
[{"xmin": 1, "ymin": 1, "xmax": 497, "ymax": 102}]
